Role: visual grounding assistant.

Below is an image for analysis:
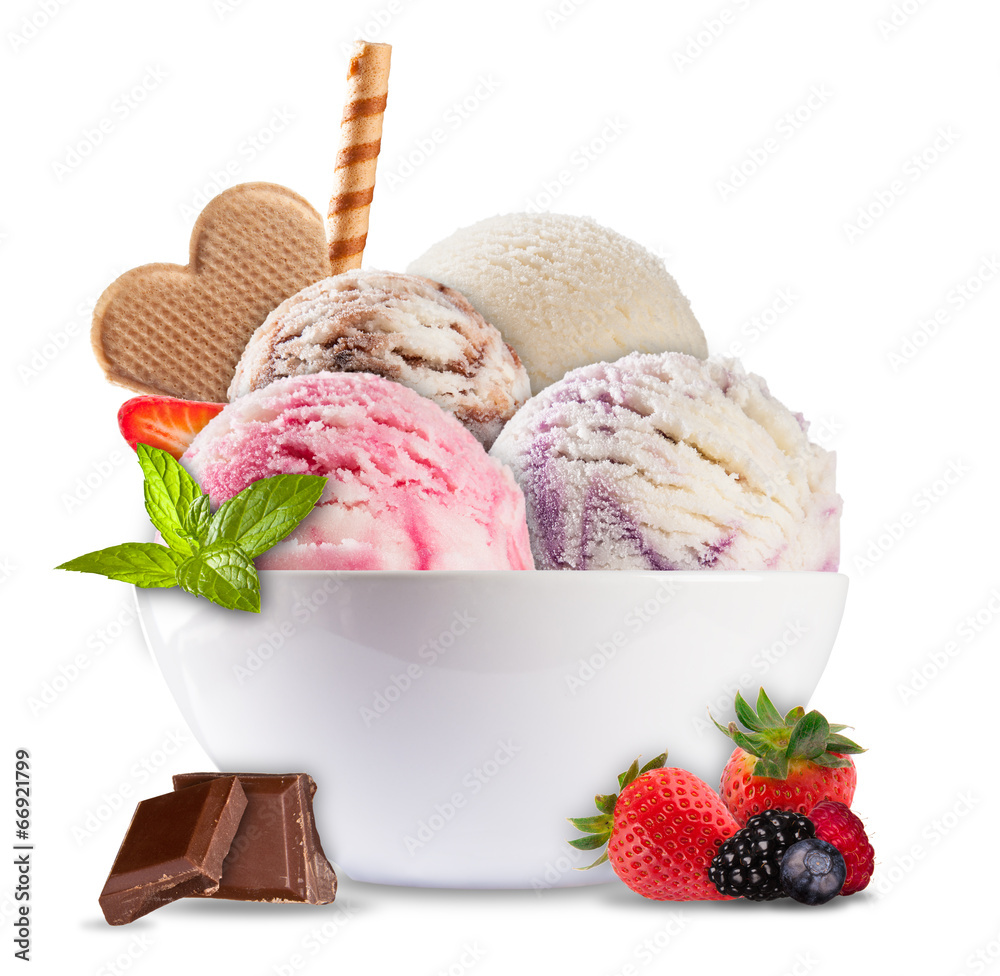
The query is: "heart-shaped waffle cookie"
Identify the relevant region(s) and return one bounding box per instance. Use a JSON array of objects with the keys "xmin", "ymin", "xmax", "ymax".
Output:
[{"xmin": 92, "ymin": 182, "xmax": 330, "ymax": 403}]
